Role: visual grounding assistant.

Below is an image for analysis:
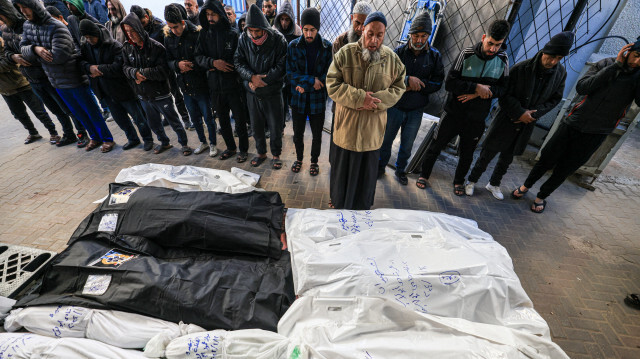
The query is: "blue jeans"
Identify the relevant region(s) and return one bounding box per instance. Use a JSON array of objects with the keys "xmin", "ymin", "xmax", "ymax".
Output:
[
  {"xmin": 31, "ymin": 80, "xmax": 84, "ymax": 134},
  {"xmin": 103, "ymin": 97, "xmax": 154, "ymax": 143},
  {"xmin": 183, "ymin": 93, "xmax": 216, "ymax": 145},
  {"xmin": 379, "ymin": 107, "xmax": 423, "ymax": 174},
  {"xmin": 56, "ymin": 85, "xmax": 113, "ymax": 142},
  {"xmin": 141, "ymin": 97, "xmax": 188, "ymax": 146}
]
